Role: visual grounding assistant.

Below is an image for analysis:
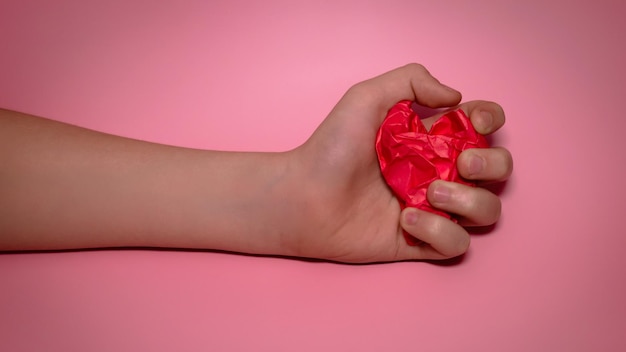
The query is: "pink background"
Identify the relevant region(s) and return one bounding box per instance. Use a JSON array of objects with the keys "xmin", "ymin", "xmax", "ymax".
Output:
[{"xmin": 1, "ymin": 0, "xmax": 625, "ymax": 350}]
